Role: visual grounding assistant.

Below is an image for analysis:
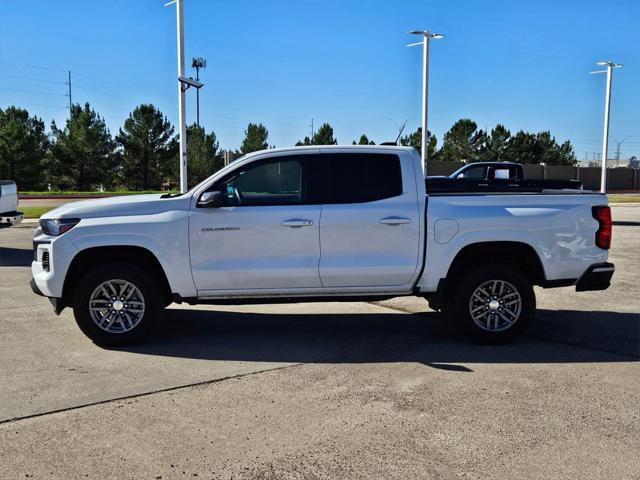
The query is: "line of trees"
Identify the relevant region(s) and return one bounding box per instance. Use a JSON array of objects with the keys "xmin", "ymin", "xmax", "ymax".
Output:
[
  {"xmin": 295, "ymin": 120, "xmax": 575, "ymax": 166},
  {"xmin": 0, "ymin": 103, "xmax": 226, "ymax": 191},
  {"xmin": 0, "ymin": 103, "xmax": 576, "ymax": 192},
  {"xmin": 398, "ymin": 120, "xmax": 576, "ymax": 165}
]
